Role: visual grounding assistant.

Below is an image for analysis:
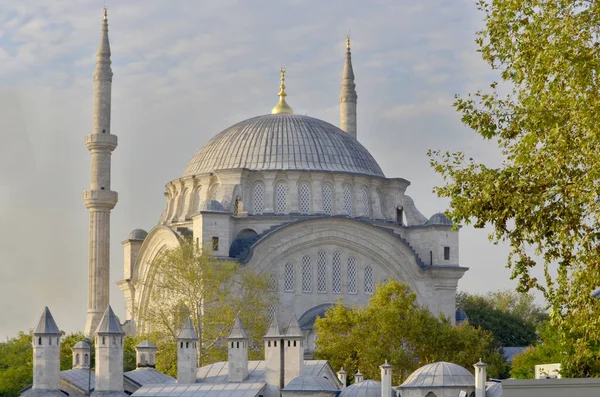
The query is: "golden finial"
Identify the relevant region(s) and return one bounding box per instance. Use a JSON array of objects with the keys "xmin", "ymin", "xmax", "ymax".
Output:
[
  {"xmin": 103, "ymin": 7, "xmax": 108, "ymax": 21},
  {"xmin": 346, "ymin": 34, "xmax": 351, "ymax": 50},
  {"xmin": 271, "ymin": 66, "xmax": 294, "ymax": 114}
]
